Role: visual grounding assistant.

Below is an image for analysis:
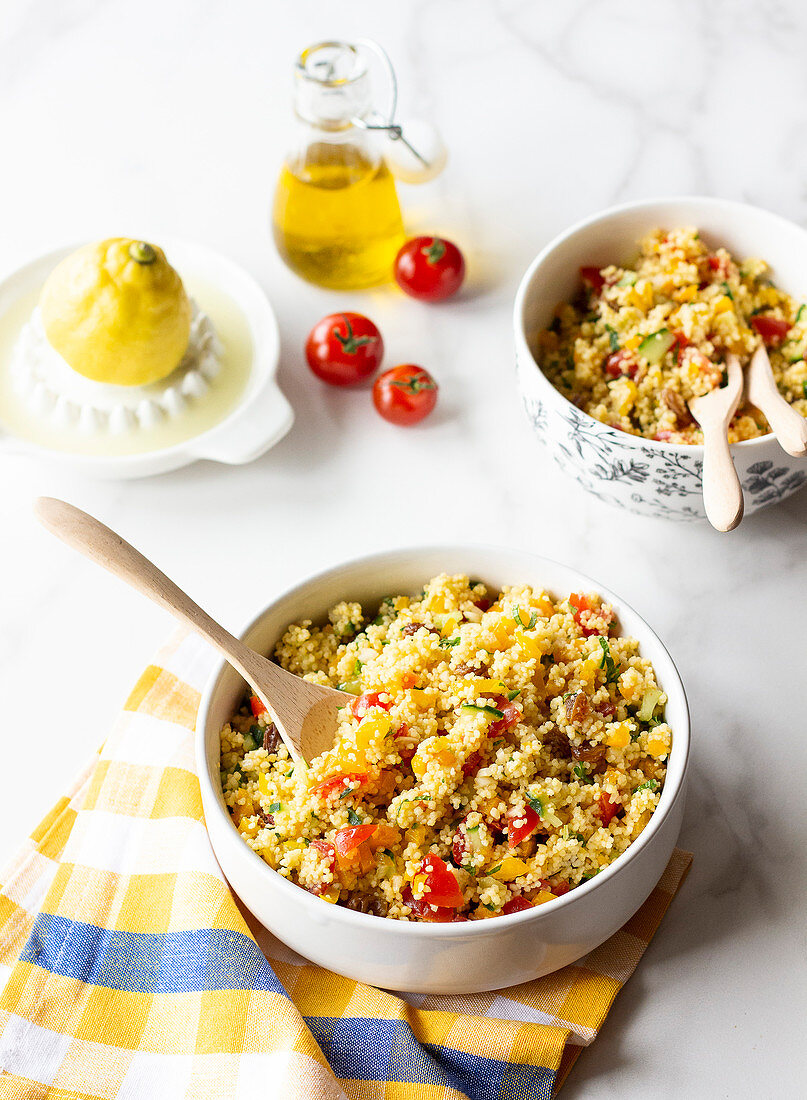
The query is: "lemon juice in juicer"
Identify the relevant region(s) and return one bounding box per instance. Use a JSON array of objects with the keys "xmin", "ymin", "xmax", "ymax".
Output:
[{"xmin": 273, "ymin": 41, "xmax": 406, "ymax": 289}]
